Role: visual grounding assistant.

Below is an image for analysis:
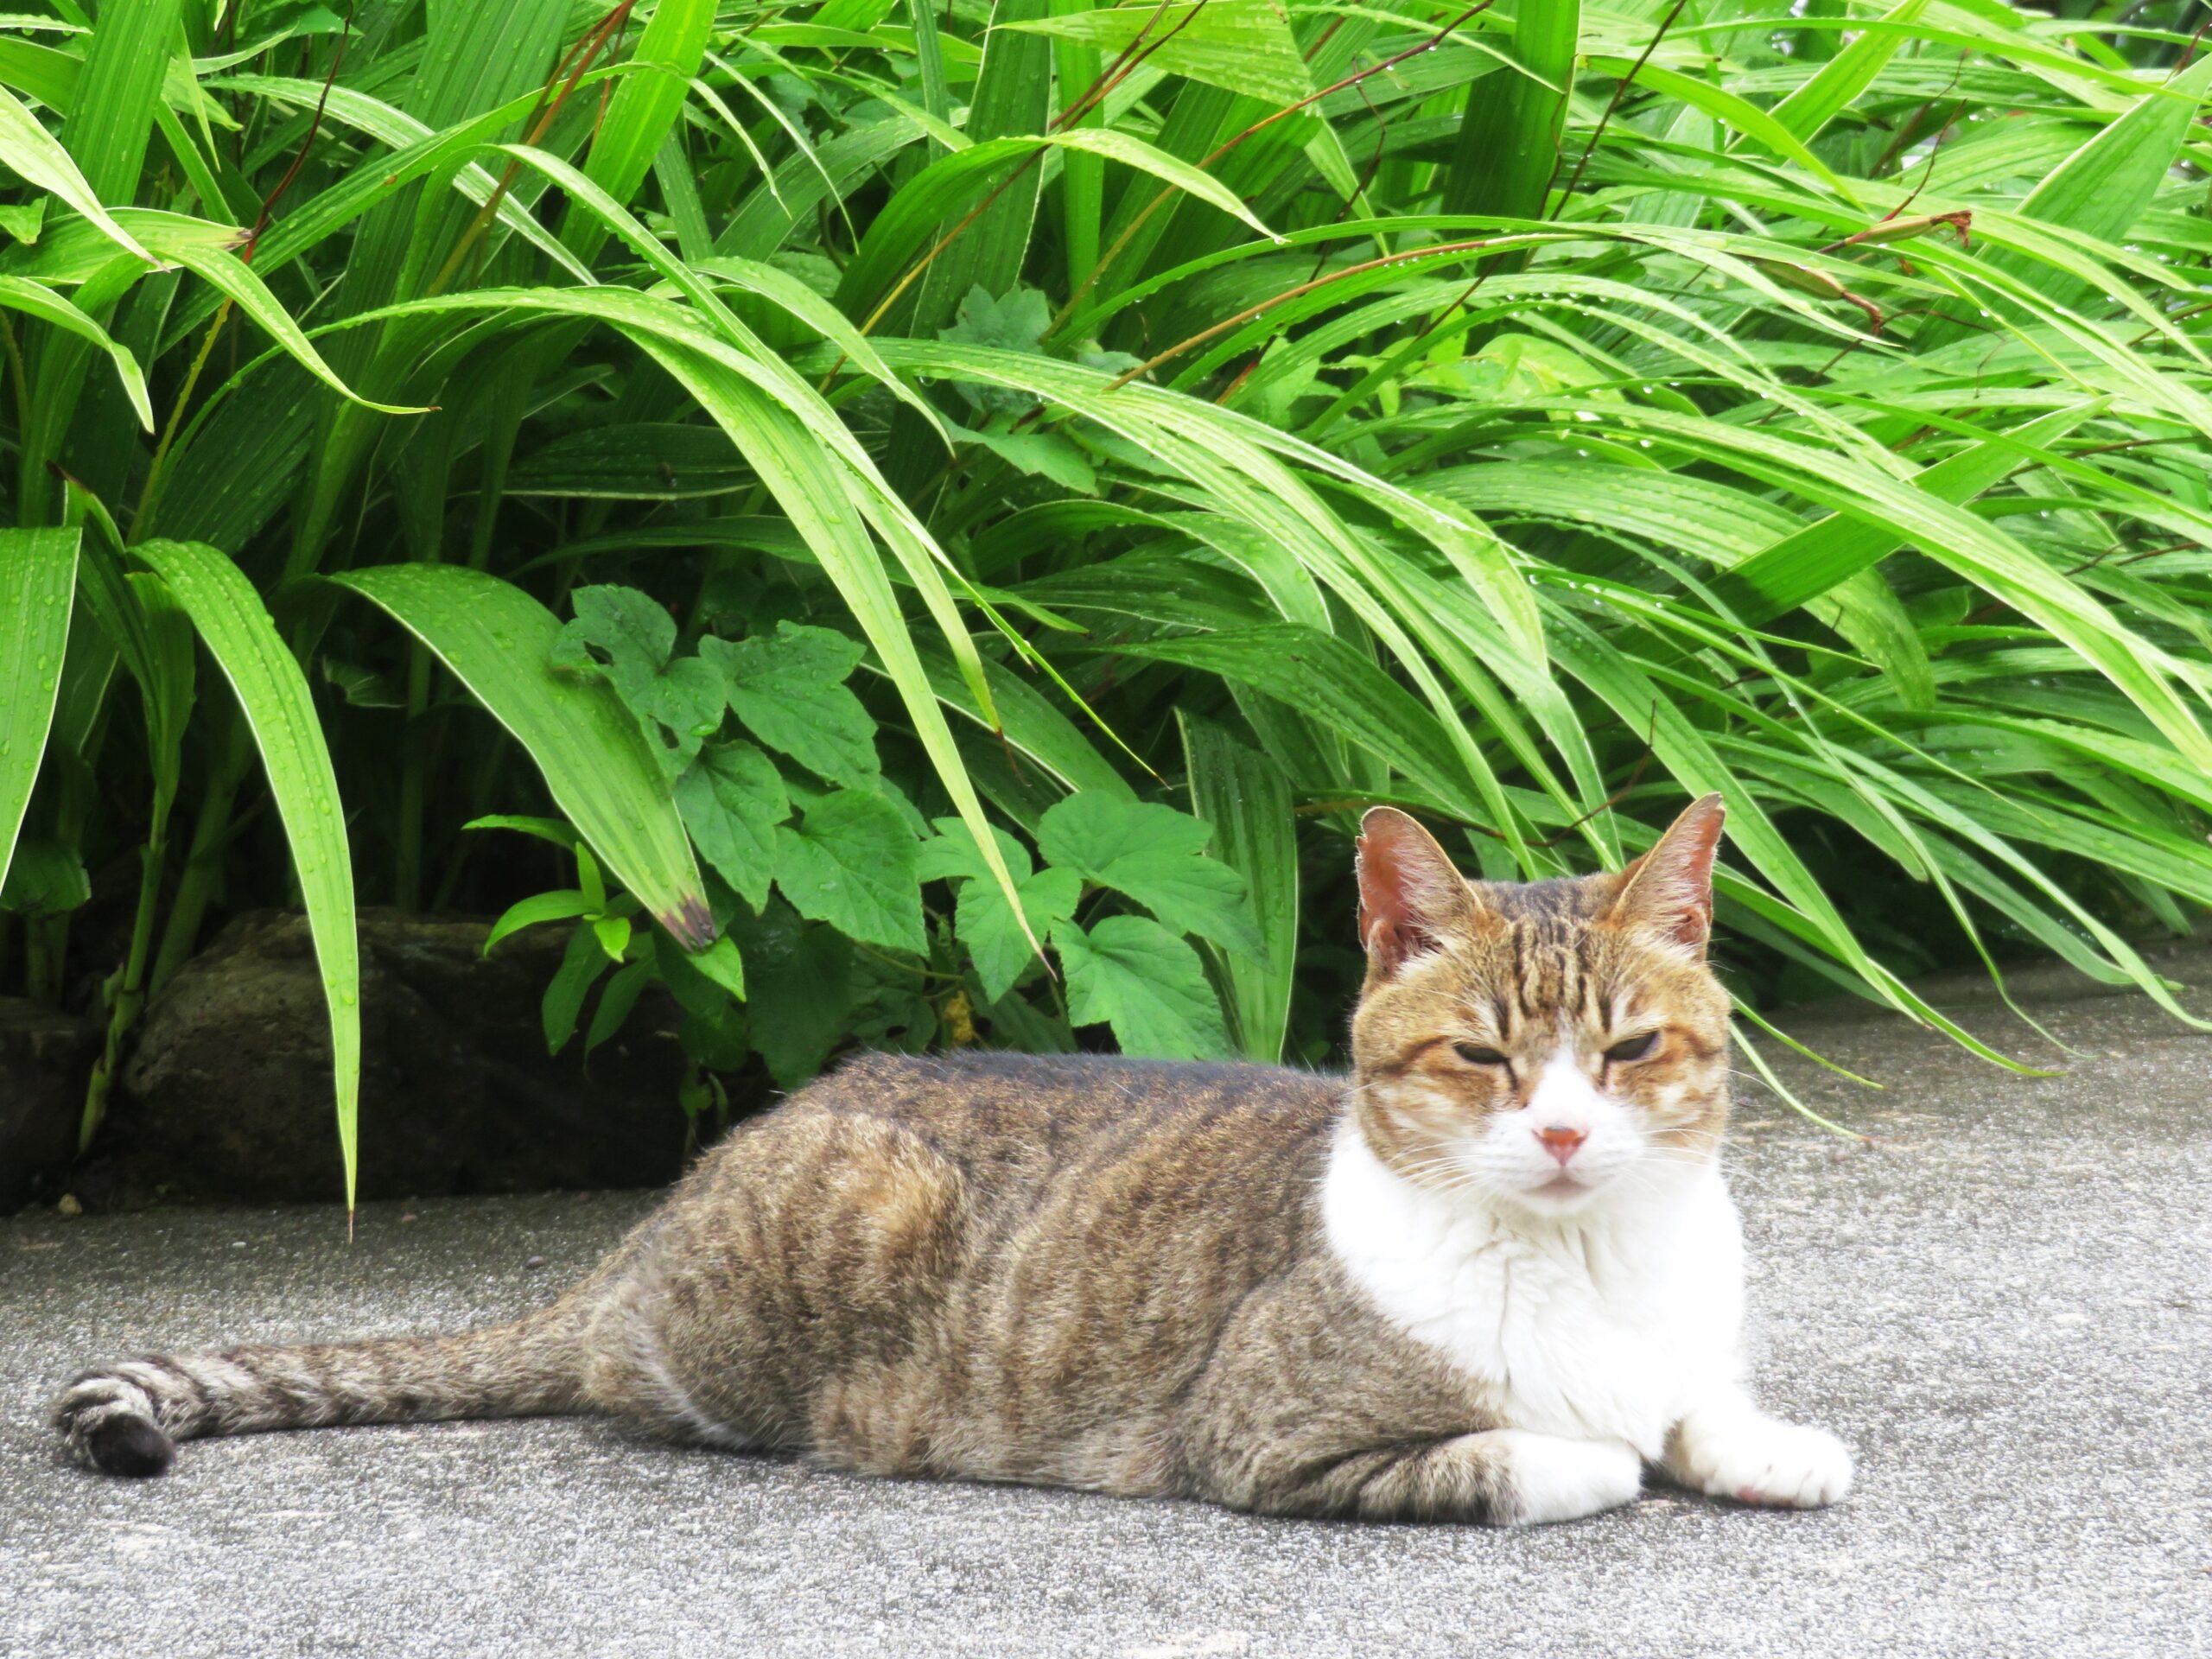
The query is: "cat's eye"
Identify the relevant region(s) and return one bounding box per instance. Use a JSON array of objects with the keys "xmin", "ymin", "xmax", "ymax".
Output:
[
  {"xmin": 1452, "ymin": 1042, "xmax": 1508, "ymax": 1066},
  {"xmin": 1604, "ymin": 1032, "xmax": 1659, "ymax": 1064}
]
